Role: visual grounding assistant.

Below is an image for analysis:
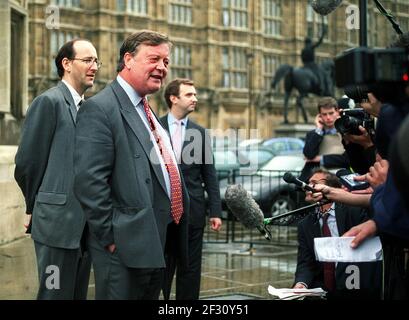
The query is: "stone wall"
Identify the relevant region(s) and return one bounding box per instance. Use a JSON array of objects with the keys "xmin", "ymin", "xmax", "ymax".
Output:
[{"xmin": 0, "ymin": 146, "xmax": 26, "ymax": 244}]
